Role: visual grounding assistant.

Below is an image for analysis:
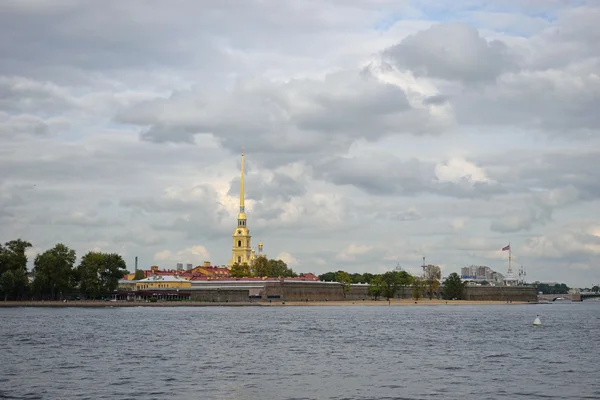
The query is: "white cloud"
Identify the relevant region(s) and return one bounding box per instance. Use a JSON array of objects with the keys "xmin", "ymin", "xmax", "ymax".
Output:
[
  {"xmin": 336, "ymin": 244, "xmax": 375, "ymax": 261},
  {"xmin": 153, "ymin": 246, "xmax": 212, "ymax": 265},
  {"xmin": 275, "ymin": 251, "xmax": 298, "ymax": 266},
  {"xmin": 435, "ymin": 157, "xmax": 490, "ymax": 184}
]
